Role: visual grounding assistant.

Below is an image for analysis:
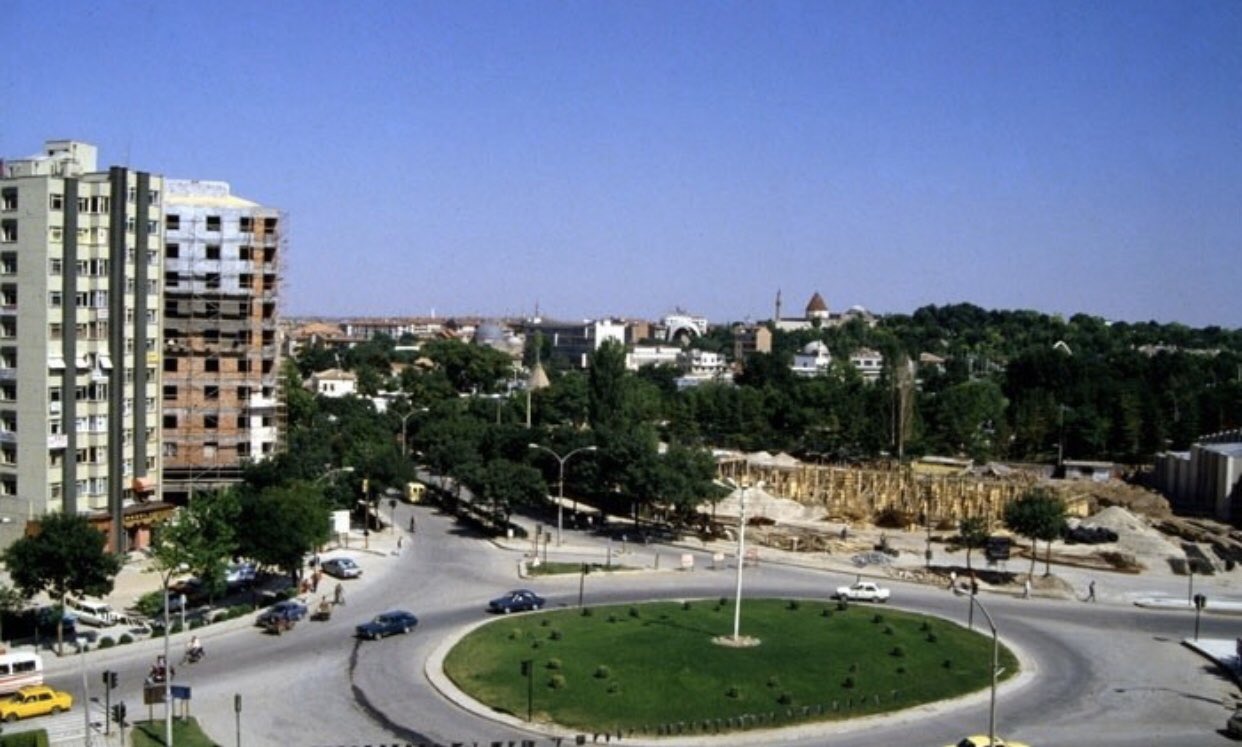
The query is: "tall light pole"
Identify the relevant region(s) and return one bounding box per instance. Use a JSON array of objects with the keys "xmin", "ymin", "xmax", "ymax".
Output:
[
  {"xmin": 398, "ymin": 407, "xmax": 429, "ymax": 458},
  {"xmin": 966, "ymin": 594, "xmax": 1002, "ymax": 747},
  {"xmin": 528, "ymin": 444, "xmax": 597, "ymax": 546},
  {"xmin": 722, "ymin": 477, "xmax": 764, "ymax": 642}
]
